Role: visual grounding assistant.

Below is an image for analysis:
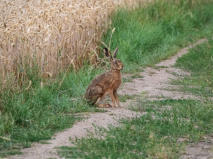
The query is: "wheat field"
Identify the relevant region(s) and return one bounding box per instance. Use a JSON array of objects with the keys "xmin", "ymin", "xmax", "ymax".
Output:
[{"xmin": 0, "ymin": 0, "xmax": 149, "ymax": 87}]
